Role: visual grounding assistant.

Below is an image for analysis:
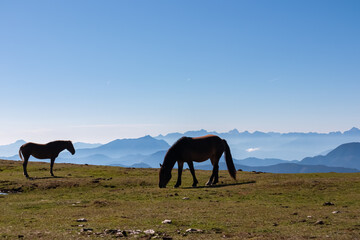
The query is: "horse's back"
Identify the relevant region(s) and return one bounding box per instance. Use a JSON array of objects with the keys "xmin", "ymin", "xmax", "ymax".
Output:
[
  {"xmin": 176, "ymin": 135, "xmax": 224, "ymax": 162},
  {"xmin": 20, "ymin": 142, "xmax": 52, "ymax": 159},
  {"xmin": 20, "ymin": 142, "xmax": 43, "ymax": 151},
  {"xmin": 191, "ymin": 135, "xmax": 224, "ymax": 148},
  {"xmin": 192, "ymin": 134, "xmax": 222, "ymax": 142}
]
